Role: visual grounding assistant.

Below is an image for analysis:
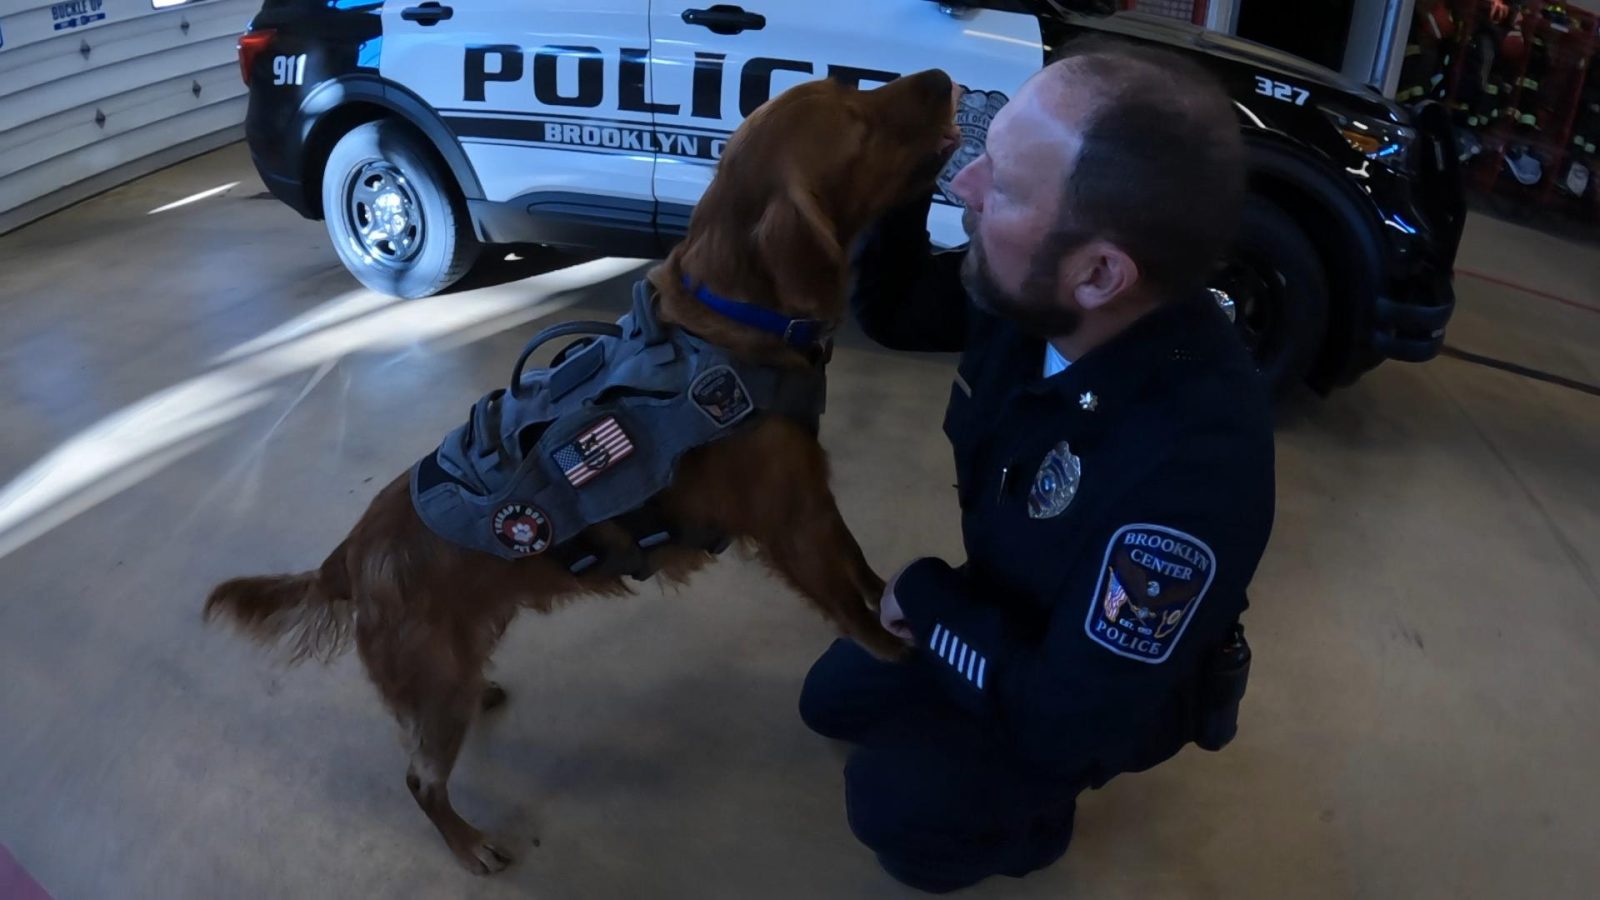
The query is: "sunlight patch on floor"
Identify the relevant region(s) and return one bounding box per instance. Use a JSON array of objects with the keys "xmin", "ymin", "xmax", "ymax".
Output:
[
  {"xmin": 147, "ymin": 182, "xmax": 240, "ymax": 215},
  {"xmin": 0, "ymin": 257, "xmax": 648, "ymax": 561},
  {"xmin": 213, "ymin": 289, "xmax": 403, "ymax": 364}
]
